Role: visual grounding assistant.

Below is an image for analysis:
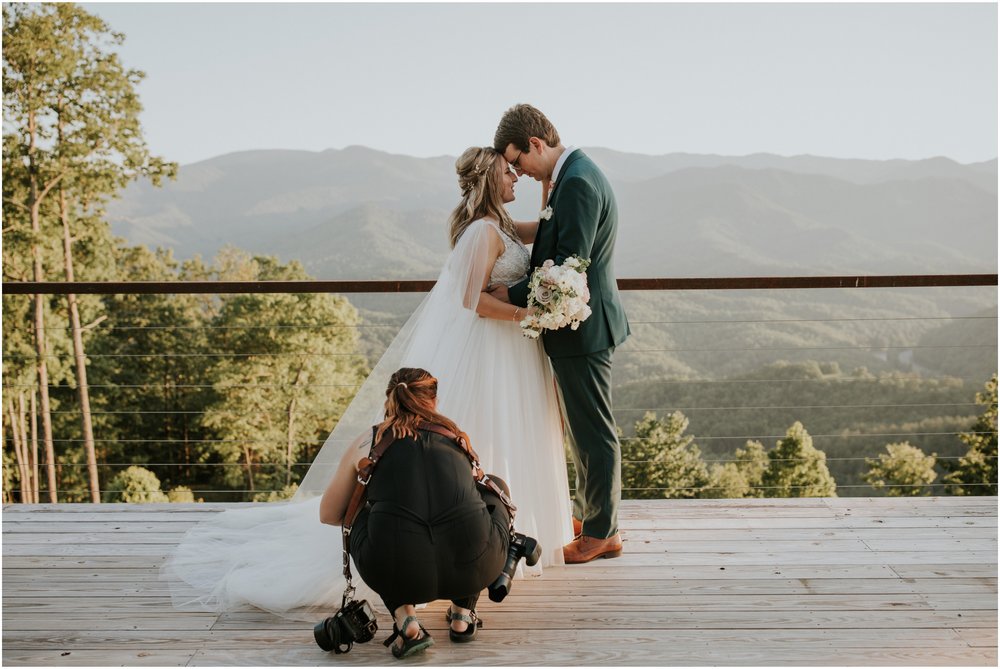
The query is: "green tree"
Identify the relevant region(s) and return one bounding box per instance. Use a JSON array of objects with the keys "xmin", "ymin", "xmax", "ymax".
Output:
[
  {"xmin": 167, "ymin": 486, "xmax": 196, "ymax": 503},
  {"xmin": 863, "ymin": 442, "xmax": 937, "ymax": 496},
  {"xmin": 944, "ymin": 375, "xmax": 998, "ymax": 496},
  {"xmin": 201, "ymin": 249, "xmax": 367, "ymax": 499},
  {"xmin": 706, "ymin": 440, "xmax": 768, "ymax": 498},
  {"xmin": 84, "ymin": 245, "xmax": 216, "ymax": 497},
  {"xmin": 103, "ymin": 465, "xmax": 168, "ymax": 503},
  {"xmin": 625, "ymin": 411, "xmax": 710, "ymax": 498},
  {"xmin": 760, "ymin": 422, "xmax": 837, "ymax": 497},
  {"xmin": 3, "ymin": 3, "xmax": 176, "ymax": 502}
]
